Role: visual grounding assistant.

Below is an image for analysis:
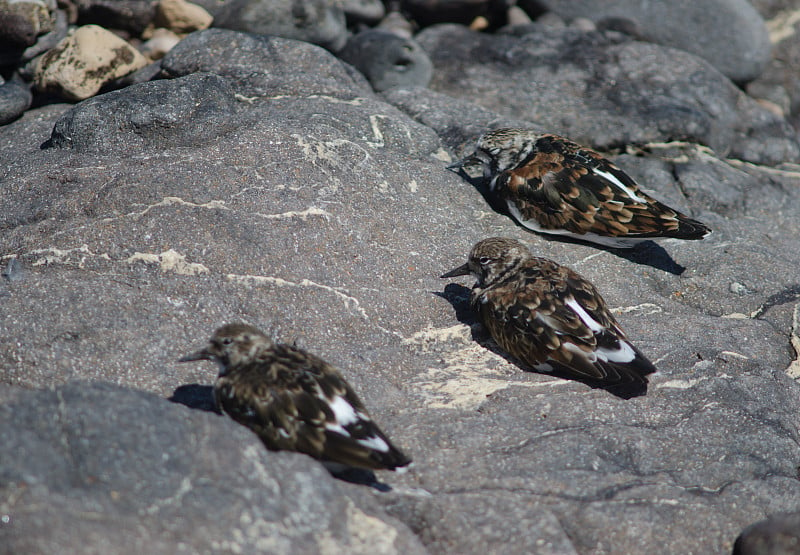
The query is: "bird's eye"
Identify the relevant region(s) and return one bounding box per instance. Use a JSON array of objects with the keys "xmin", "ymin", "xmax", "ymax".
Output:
[
  {"xmin": 479, "ymin": 257, "xmax": 491, "ymax": 265},
  {"xmin": 222, "ymin": 337, "xmax": 234, "ymax": 345}
]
